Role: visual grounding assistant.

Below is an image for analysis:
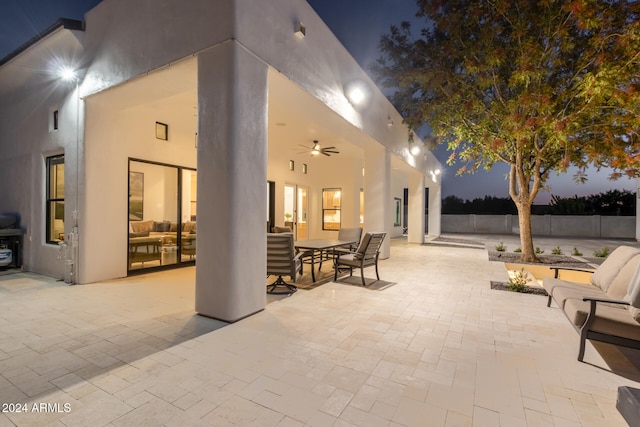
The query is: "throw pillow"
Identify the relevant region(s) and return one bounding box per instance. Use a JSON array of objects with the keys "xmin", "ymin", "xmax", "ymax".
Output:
[
  {"xmin": 154, "ymin": 221, "xmax": 171, "ymax": 232},
  {"xmin": 625, "ymin": 263, "xmax": 640, "ymax": 307},
  {"xmin": 625, "ymin": 263, "xmax": 640, "ymax": 323},
  {"xmin": 591, "ymin": 246, "xmax": 640, "ymax": 291}
]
